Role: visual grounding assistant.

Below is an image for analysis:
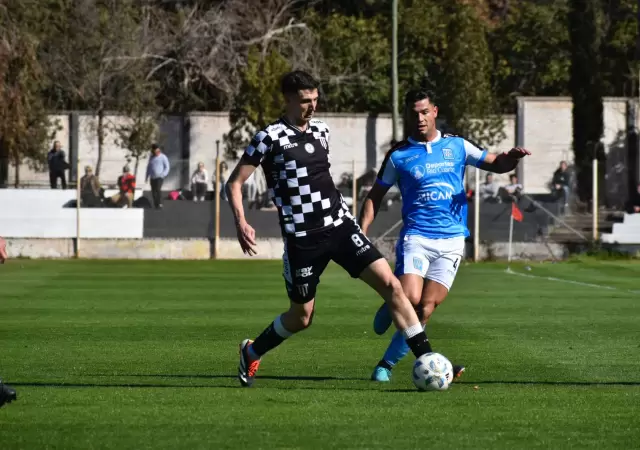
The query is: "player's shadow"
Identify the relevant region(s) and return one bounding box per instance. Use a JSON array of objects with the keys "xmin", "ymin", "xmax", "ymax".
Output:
[
  {"xmin": 95, "ymin": 373, "xmax": 365, "ymax": 382},
  {"xmin": 387, "ymin": 380, "xmax": 640, "ymax": 392}
]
